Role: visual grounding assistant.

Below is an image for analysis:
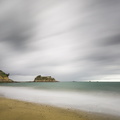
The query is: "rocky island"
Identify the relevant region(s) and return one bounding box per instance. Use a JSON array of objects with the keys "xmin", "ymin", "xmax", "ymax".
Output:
[
  {"xmin": 34, "ymin": 75, "xmax": 58, "ymax": 82},
  {"xmin": 0, "ymin": 70, "xmax": 58, "ymax": 83},
  {"xmin": 0, "ymin": 70, "xmax": 13, "ymax": 83}
]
